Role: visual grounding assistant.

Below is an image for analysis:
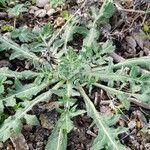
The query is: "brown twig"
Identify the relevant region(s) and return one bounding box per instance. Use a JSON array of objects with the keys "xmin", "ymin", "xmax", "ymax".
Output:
[
  {"xmin": 110, "ymin": 52, "xmax": 149, "ymax": 73},
  {"xmin": 115, "ymin": 3, "xmax": 149, "ymax": 14},
  {"xmin": 129, "ymin": 98, "xmax": 150, "ymax": 110}
]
